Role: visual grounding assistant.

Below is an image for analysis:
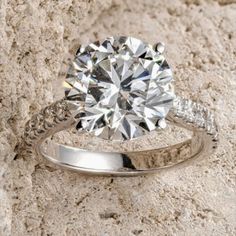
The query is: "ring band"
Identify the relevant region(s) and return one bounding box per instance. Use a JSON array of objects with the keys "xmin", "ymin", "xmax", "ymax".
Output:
[
  {"xmin": 22, "ymin": 36, "xmax": 218, "ymax": 176},
  {"xmin": 23, "ymin": 96, "xmax": 218, "ymax": 176}
]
